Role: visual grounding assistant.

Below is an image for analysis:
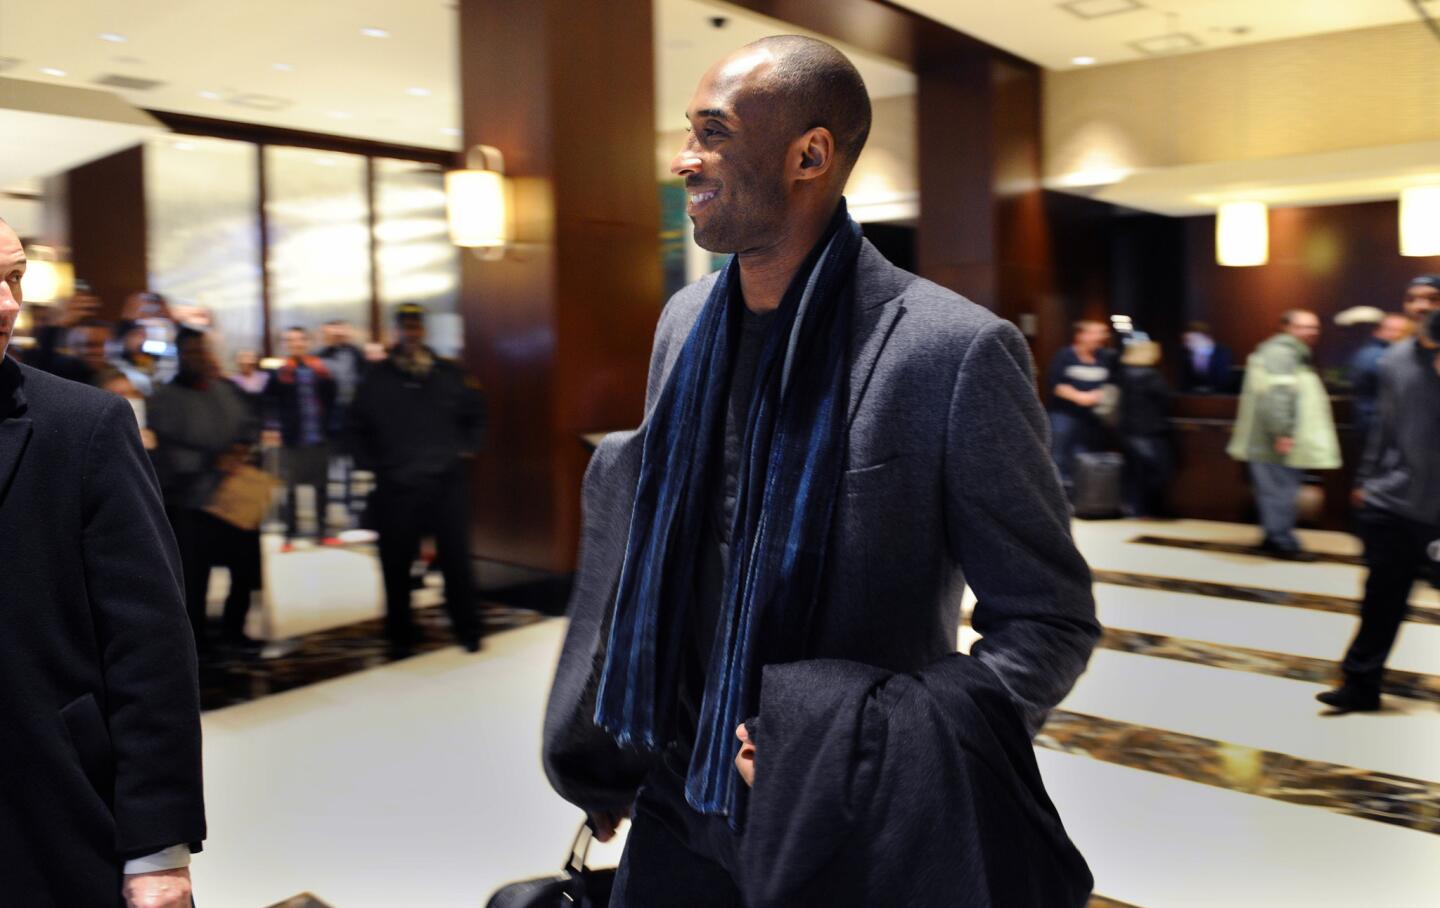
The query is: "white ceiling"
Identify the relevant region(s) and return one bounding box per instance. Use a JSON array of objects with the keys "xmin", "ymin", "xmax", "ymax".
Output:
[
  {"xmin": 890, "ymin": 0, "xmax": 1438, "ymax": 70},
  {"xmin": 0, "ymin": 0, "xmax": 914, "ymax": 161}
]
